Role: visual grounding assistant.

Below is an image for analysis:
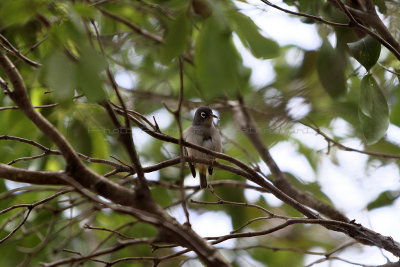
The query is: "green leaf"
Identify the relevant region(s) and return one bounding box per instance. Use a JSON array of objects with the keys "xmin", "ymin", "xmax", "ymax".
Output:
[
  {"xmin": 44, "ymin": 51, "xmax": 76, "ymax": 101},
  {"xmin": 72, "ymin": 2, "xmax": 97, "ymax": 19},
  {"xmin": 358, "ymin": 74, "xmax": 389, "ymax": 144},
  {"xmin": 348, "ymin": 35, "xmax": 381, "ymax": 71},
  {"xmin": 195, "ymin": 17, "xmax": 241, "ymax": 99},
  {"xmin": 390, "ymin": 84, "xmax": 400, "ymax": 126},
  {"xmin": 151, "ymin": 187, "xmax": 173, "ymax": 207},
  {"xmin": 230, "ymin": 12, "xmax": 279, "ymax": 59},
  {"xmin": 298, "ymin": 0, "xmax": 321, "ymax": 23},
  {"xmin": 251, "ymin": 247, "xmax": 304, "ymax": 266},
  {"xmin": 160, "ymin": 12, "xmax": 192, "ymax": 64},
  {"xmin": 367, "ymin": 190, "xmax": 400, "ymax": 210},
  {"xmin": 0, "ymin": 0, "xmax": 46, "ymax": 26},
  {"xmin": 76, "ymin": 47, "xmax": 107, "ymax": 102},
  {"xmin": 317, "ymin": 40, "xmax": 347, "ymax": 97}
]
